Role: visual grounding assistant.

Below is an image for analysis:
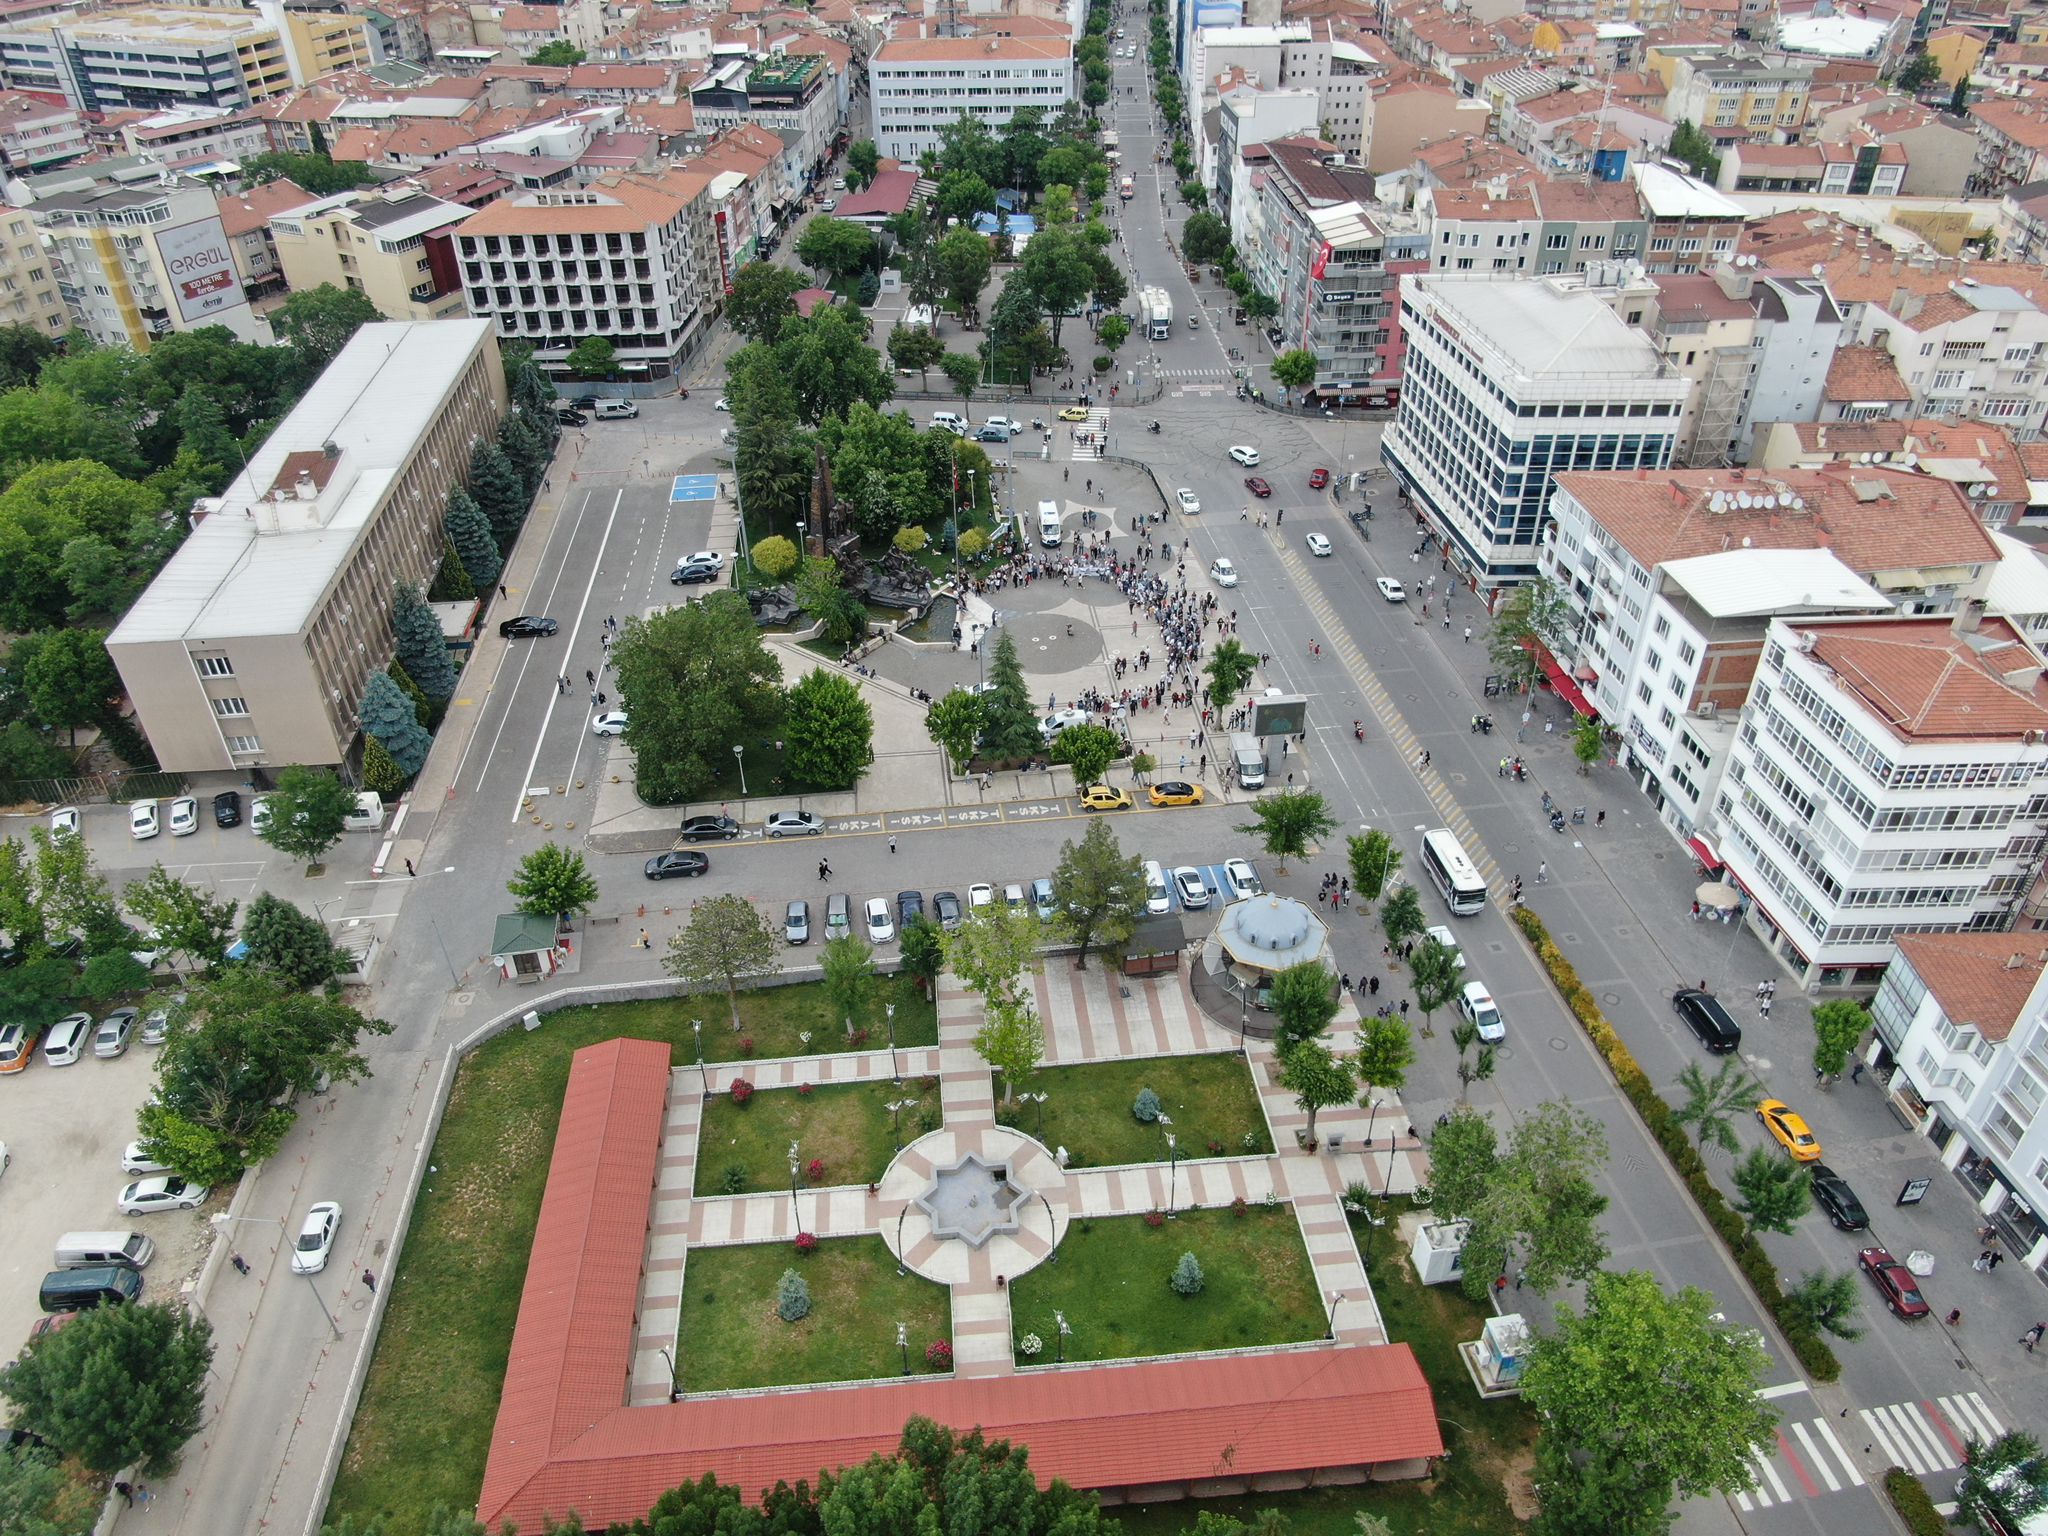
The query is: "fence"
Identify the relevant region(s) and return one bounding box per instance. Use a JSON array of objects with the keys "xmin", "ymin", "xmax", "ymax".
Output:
[{"xmin": 0, "ymin": 767, "xmax": 186, "ymax": 809}]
